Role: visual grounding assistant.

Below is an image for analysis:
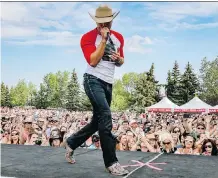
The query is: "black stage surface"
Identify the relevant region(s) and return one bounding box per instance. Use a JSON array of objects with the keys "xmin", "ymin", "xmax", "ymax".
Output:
[{"xmin": 1, "ymin": 144, "xmax": 217, "ymax": 178}]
